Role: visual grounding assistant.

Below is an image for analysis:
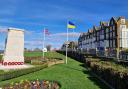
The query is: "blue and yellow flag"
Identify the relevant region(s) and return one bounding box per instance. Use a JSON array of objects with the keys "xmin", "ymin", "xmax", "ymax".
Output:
[{"xmin": 67, "ymin": 21, "xmax": 76, "ymax": 29}]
